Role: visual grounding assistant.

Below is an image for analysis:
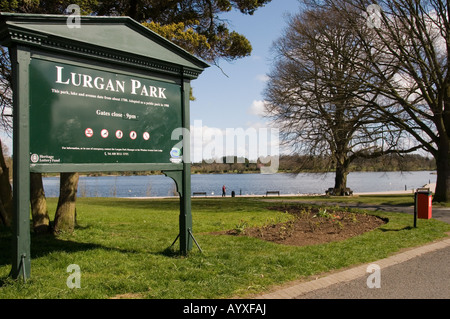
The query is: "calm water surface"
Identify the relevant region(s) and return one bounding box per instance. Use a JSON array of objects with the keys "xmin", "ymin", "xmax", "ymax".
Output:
[{"xmin": 42, "ymin": 171, "xmax": 436, "ymax": 198}]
